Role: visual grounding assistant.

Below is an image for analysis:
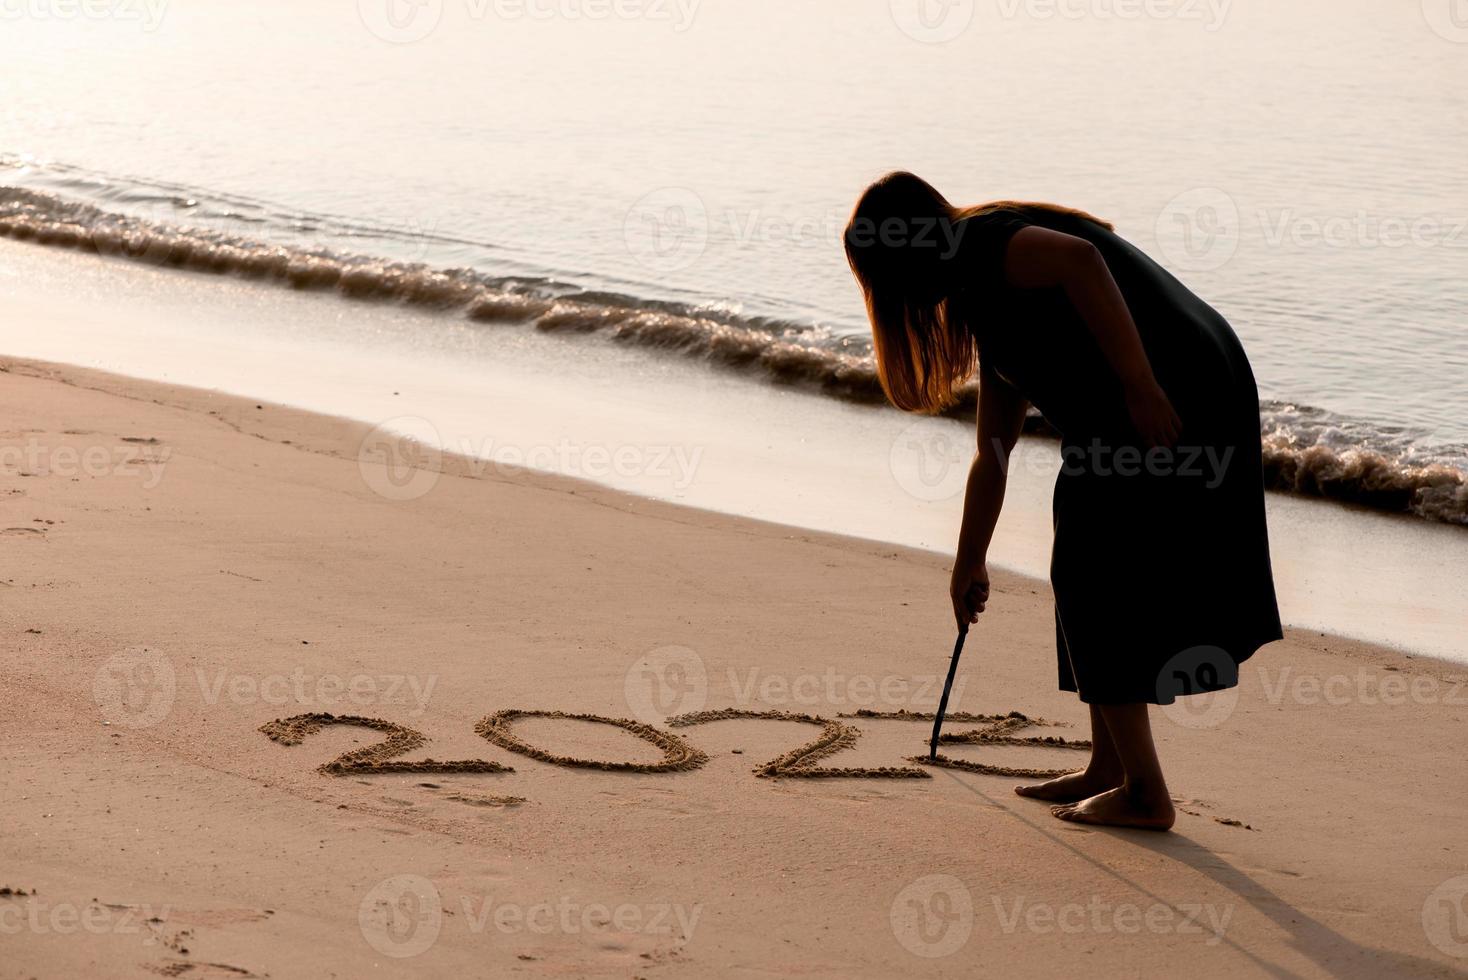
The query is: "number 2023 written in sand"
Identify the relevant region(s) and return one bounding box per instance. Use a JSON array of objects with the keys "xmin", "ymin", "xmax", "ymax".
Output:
[{"xmin": 260, "ymin": 707, "xmax": 1091, "ymax": 781}]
